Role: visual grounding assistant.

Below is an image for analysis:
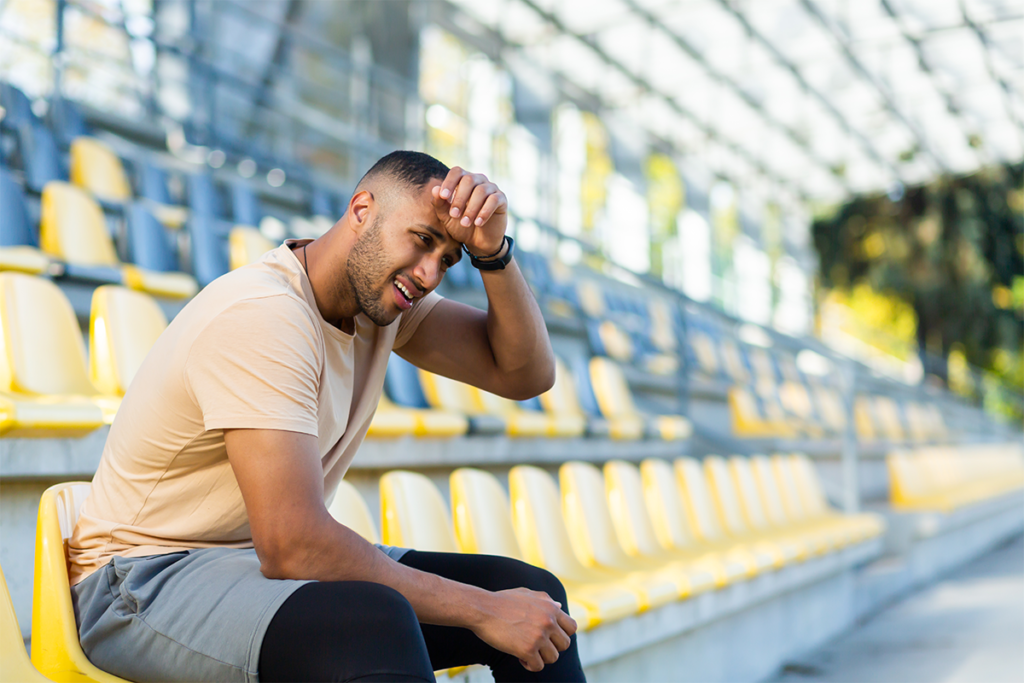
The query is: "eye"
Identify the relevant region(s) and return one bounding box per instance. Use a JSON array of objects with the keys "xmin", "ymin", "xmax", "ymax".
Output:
[
  {"xmin": 417, "ymin": 233, "xmax": 432, "ymax": 246},
  {"xmin": 442, "ymin": 256, "xmax": 453, "ymax": 269}
]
